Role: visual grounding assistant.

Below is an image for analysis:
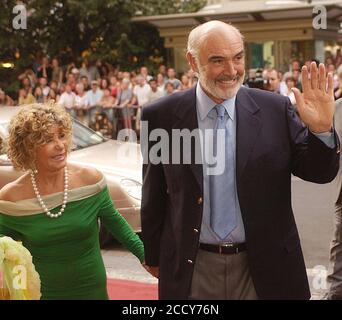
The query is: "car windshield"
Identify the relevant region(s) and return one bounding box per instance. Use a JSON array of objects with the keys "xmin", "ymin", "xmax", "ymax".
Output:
[
  {"xmin": 71, "ymin": 120, "xmax": 105, "ymax": 150},
  {"xmin": 0, "ymin": 119, "xmax": 105, "ymax": 155}
]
